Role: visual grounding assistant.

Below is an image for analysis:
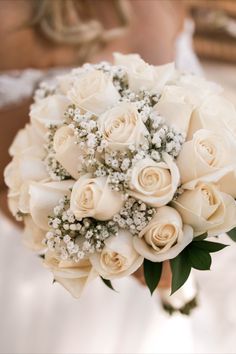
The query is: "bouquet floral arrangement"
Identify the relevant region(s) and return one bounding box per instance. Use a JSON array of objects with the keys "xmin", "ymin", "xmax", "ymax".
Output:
[{"xmin": 5, "ymin": 53, "xmax": 236, "ymax": 300}]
